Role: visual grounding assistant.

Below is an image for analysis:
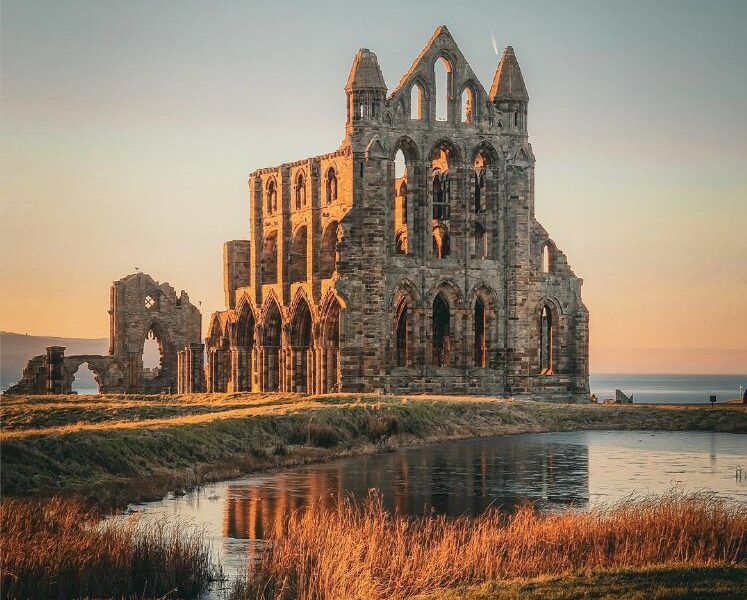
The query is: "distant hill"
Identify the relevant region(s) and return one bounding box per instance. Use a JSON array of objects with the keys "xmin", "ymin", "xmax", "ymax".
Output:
[{"xmin": 0, "ymin": 331, "xmax": 159, "ymax": 391}]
